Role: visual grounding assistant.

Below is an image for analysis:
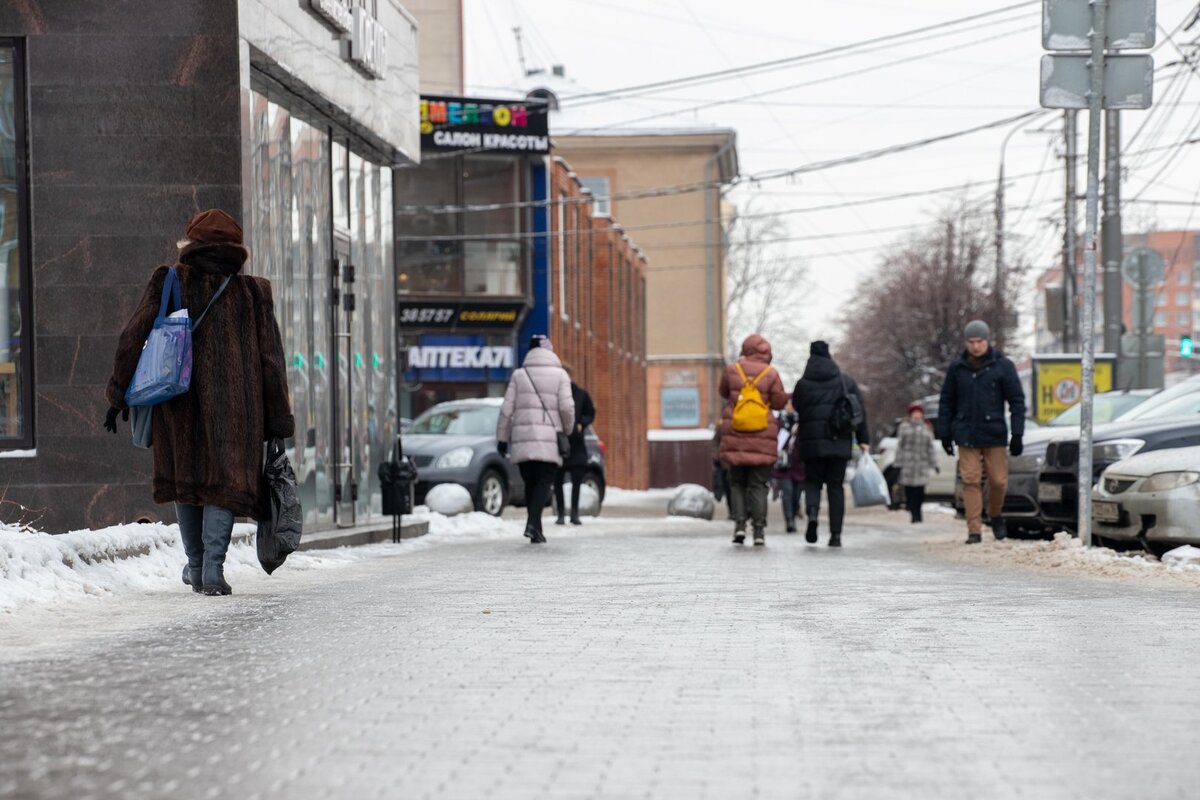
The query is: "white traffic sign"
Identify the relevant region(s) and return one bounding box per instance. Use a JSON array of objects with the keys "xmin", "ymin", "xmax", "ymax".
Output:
[
  {"xmin": 1121, "ymin": 246, "xmax": 1166, "ymax": 287},
  {"xmin": 1040, "ymin": 54, "xmax": 1154, "ymax": 109}
]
